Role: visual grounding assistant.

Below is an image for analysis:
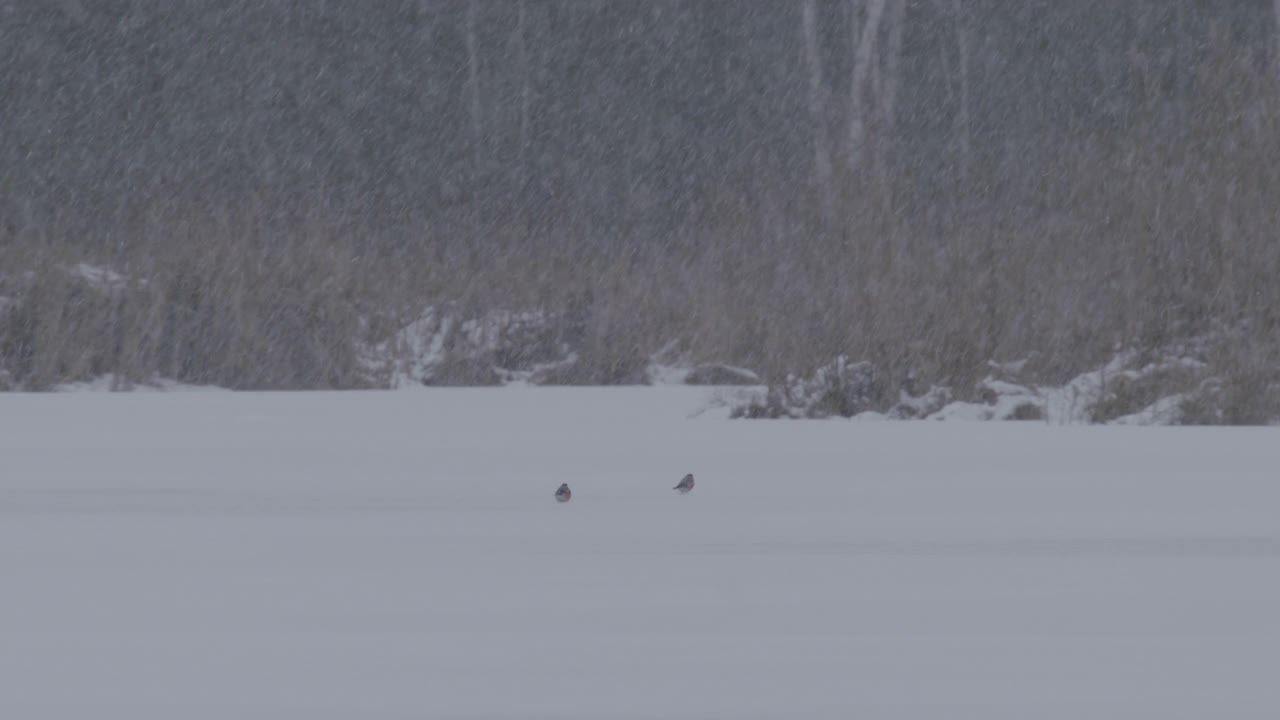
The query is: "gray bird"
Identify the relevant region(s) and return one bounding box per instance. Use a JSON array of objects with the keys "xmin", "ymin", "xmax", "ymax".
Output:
[
  {"xmin": 555, "ymin": 483, "xmax": 572, "ymax": 503},
  {"xmin": 674, "ymin": 473, "xmax": 694, "ymax": 494}
]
